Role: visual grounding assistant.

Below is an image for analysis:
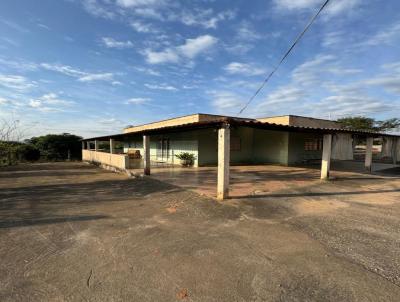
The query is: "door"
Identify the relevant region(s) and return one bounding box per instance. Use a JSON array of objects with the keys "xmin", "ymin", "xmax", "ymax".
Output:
[{"xmin": 156, "ymin": 138, "xmax": 170, "ymax": 162}]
